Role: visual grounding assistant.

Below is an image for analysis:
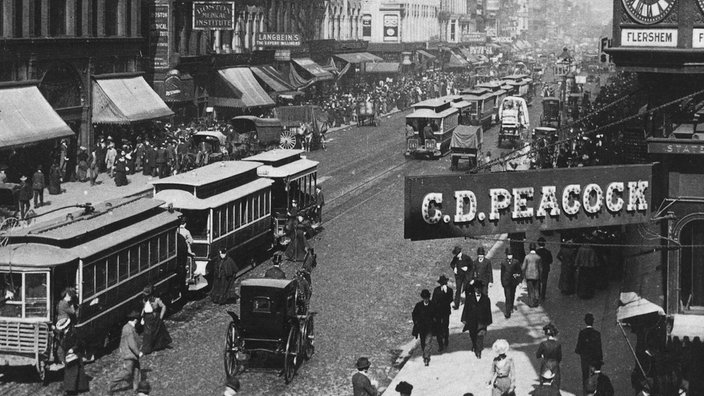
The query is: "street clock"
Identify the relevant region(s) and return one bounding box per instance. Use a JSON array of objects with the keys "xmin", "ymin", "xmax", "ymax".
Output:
[{"xmin": 621, "ymin": 0, "xmax": 676, "ymax": 24}]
